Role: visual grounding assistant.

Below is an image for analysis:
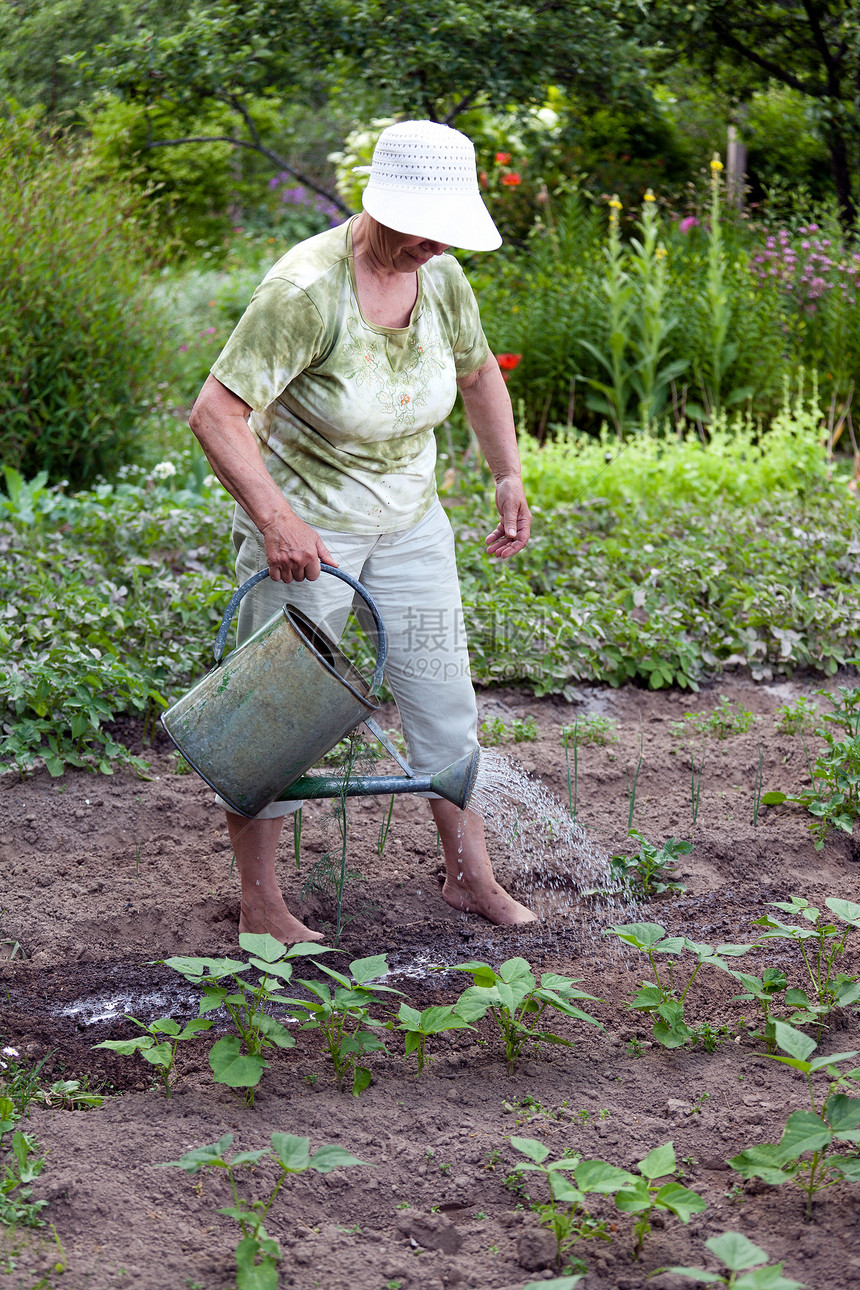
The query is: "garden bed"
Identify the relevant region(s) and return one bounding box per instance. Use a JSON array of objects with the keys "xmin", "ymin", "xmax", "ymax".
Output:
[{"xmin": 3, "ymin": 674, "xmax": 860, "ymax": 1290}]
